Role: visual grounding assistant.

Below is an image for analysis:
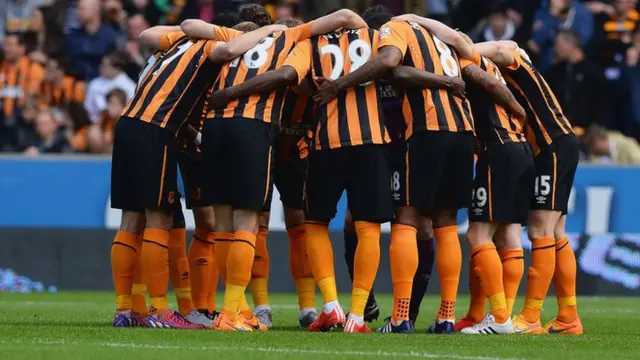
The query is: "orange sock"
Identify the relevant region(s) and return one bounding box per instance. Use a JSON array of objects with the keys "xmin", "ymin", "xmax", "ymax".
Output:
[
  {"xmin": 499, "ymin": 248, "xmax": 524, "ymax": 315},
  {"xmin": 169, "ymin": 227, "xmax": 194, "ymax": 316},
  {"xmin": 553, "ymin": 237, "xmax": 578, "ymax": 323},
  {"xmin": 222, "ymin": 230, "xmax": 256, "ymax": 320},
  {"xmin": 350, "ymin": 221, "xmax": 381, "ymax": 317},
  {"xmin": 207, "ymin": 248, "xmax": 219, "ymax": 313},
  {"xmin": 389, "ymin": 224, "xmax": 418, "ymax": 323},
  {"xmin": 305, "ymin": 223, "xmax": 337, "ymax": 304},
  {"xmin": 142, "ymin": 228, "xmax": 170, "ymax": 311},
  {"xmin": 188, "ymin": 229, "xmax": 214, "ymax": 311},
  {"xmin": 472, "ymin": 243, "xmax": 509, "ymax": 323},
  {"xmin": 214, "ymin": 232, "xmax": 234, "ymax": 284},
  {"xmin": 434, "ymin": 225, "xmax": 462, "ymax": 320},
  {"xmin": 287, "ymin": 225, "xmax": 315, "ymax": 310},
  {"xmin": 521, "ymin": 236, "xmax": 555, "ymax": 322},
  {"xmin": 132, "ymin": 236, "xmax": 148, "ymax": 317},
  {"xmin": 111, "ymin": 230, "xmax": 140, "ymax": 311},
  {"xmin": 250, "ymin": 226, "xmax": 270, "ymax": 307},
  {"xmin": 466, "ymin": 258, "xmax": 486, "ymax": 323}
]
